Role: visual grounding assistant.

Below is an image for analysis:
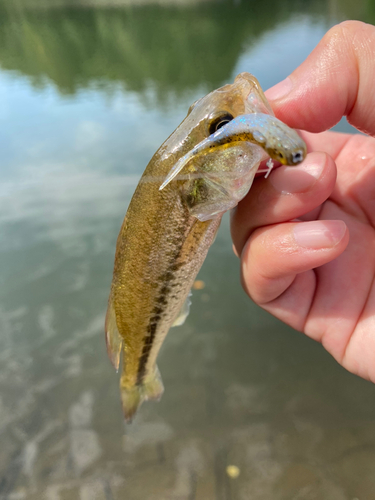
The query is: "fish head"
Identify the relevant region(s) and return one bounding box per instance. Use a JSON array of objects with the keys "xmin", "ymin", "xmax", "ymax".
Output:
[
  {"xmin": 157, "ymin": 73, "xmax": 306, "ymax": 221},
  {"xmin": 160, "ymin": 72, "xmax": 272, "ymax": 164},
  {"xmin": 157, "ymin": 73, "xmax": 274, "ymax": 220}
]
